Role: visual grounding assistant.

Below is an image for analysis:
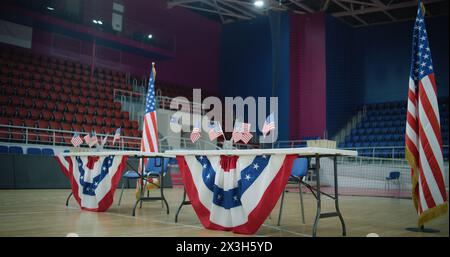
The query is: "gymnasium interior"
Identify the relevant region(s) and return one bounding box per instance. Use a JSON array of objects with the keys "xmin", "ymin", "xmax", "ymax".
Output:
[{"xmin": 0, "ymin": 0, "xmax": 448, "ymax": 238}]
